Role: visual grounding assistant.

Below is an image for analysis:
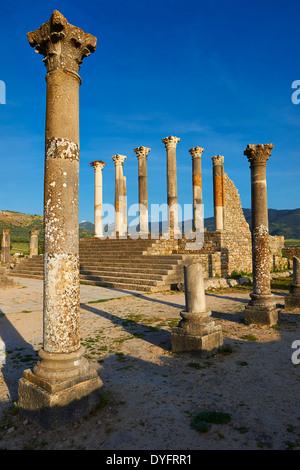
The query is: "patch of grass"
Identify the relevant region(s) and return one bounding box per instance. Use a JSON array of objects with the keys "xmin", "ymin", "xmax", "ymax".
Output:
[
  {"xmin": 218, "ymin": 344, "xmax": 233, "ymax": 355},
  {"xmin": 241, "ymin": 334, "xmax": 258, "ymax": 341},
  {"xmin": 86, "ymin": 298, "xmax": 117, "ymax": 304},
  {"xmin": 191, "ymin": 411, "xmax": 231, "ymax": 433}
]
